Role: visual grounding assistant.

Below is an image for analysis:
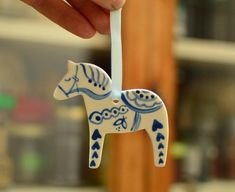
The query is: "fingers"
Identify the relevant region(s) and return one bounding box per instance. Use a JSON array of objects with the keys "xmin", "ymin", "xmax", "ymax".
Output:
[
  {"xmin": 91, "ymin": 0, "xmax": 126, "ymax": 10},
  {"xmin": 67, "ymin": 0, "xmax": 110, "ymax": 34},
  {"xmin": 21, "ymin": 0, "xmax": 96, "ymax": 38}
]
